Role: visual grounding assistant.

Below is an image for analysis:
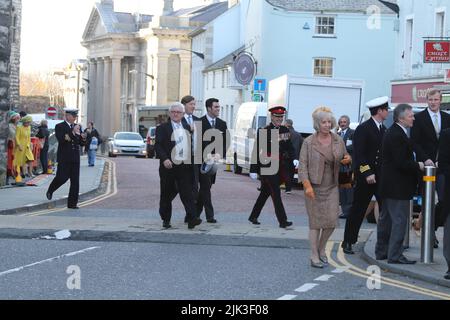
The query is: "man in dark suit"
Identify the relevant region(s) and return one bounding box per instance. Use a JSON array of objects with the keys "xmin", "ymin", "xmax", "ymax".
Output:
[
  {"xmin": 284, "ymin": 119, "xmax": 303, "ymax": 194},
  {"xmin": 437, "ymin": 128, "xmax": 450, "ymax": 279},
  {"xmin": 248, "ymin": 106, "xmax": 295, "ymax": 228},
  {"xmin": 342, "ymin": 97, "xmax": 389, "ymax": 254},
  {"xmin": 197, "ymin": 98, "xmax": 229, "ymax": 223},
  {"xmin": 411, "ymin": 89, "xmax": 450, "ymax": 248},
  {"xmin": 338, "ymin": 115, "xmax": 355, "ymax": 219},
  {"xmin": 376, "ymin": 104, "xmax": 424, "ymax": 264},
  {"xmin": 181, "ymin": 95, "xmax": 201, "ymax": 223},
  {"xmin": 155, "ymin": 103, "xmax": 202, "ymax": 230},
  {"xmin": 46, "ymin": 108, "xmax": 86, "ymax": 209}
]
